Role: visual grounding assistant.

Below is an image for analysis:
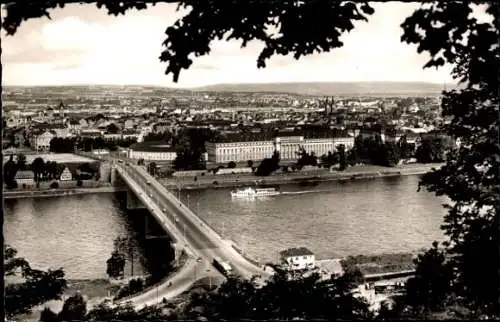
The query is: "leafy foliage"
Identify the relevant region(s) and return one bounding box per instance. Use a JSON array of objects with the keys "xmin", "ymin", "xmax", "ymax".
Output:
[
  {"xmin": 255, "ymin": 150, "xmax": 280, "ymax": 176},
  {"xmin": 106, "ymin": 250, "xmax": 126, "ymax": 279},
  {"xmin": 400, "ymin": 1, "xmax": 500, "ymax": 318},
  {"xmin": 17, "ymin": 153, "xmax": 27, "ymax": 170},
  {"xmin": 3, "ymin": 154, "xmax": 19, "ymax": 188},
  {"xmin": 414, "ymin": 136, "xmax": 449, "ymax": 163},
  {"xmin": 147, "ymin": 161, "xmax": 158, "ymax": 176},
  {"xmin": 4, "ymin": 245, "xmax": 67, "ymax": 318},
  {"xmin": 296, "ymin": 148, "xmax": 318, "ymax": 167},
  {"xmin": 183, "ymin": 266, "xmax": 371, "ymax": 320},
  {"xmin": 58, "ymin": 293, "xmax": 87, "ymax": 322},
  {"xmin": 401, "ymin": 242, "xmax": 454, "ymax": 314},
  {"xmin": 114, "ymin": 278, "xmax": 145, "ymax": 300}
]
